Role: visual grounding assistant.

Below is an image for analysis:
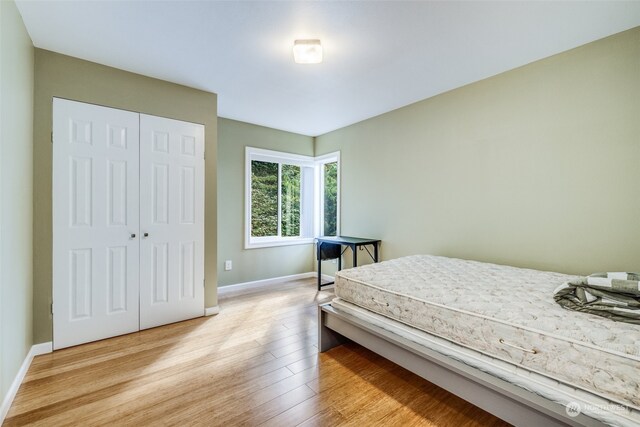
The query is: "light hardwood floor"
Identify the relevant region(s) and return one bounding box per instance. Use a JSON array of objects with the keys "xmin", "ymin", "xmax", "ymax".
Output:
[{"xmin": 5, "ymin": 278, "xmax": 510, "ymax": 426}]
